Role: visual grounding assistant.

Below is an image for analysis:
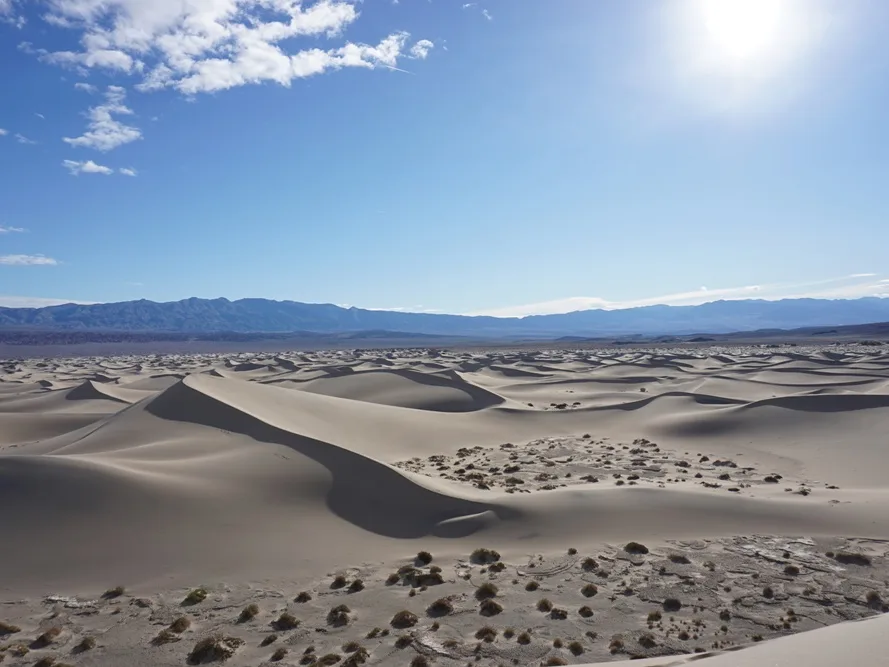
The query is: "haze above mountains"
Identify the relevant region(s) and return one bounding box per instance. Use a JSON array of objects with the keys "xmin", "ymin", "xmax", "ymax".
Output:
[{"xmin": 2, "ymin": 296, "xmax": 889, "ymax": 338}]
